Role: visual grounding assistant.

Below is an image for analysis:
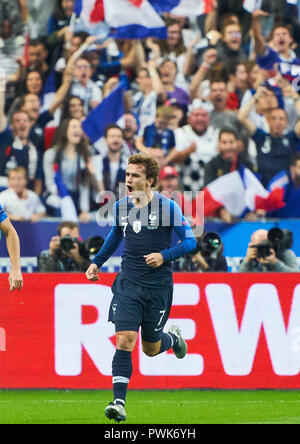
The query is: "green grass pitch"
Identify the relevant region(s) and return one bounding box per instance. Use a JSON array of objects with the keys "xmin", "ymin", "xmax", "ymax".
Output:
[{"xmin": 0, "ymin": 390, "xmax": 299, "ymax": 424}]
